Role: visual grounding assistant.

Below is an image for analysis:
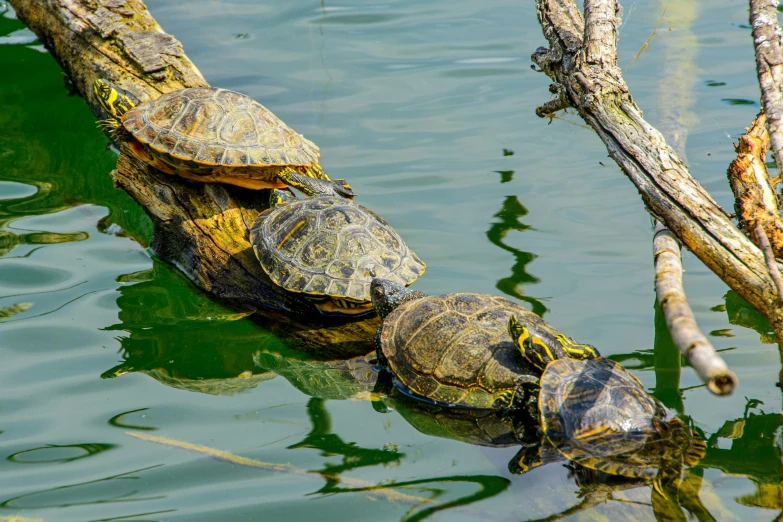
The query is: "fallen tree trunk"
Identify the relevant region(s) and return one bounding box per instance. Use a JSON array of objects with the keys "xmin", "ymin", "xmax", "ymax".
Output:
[
  {"xmin": 8, "ymin": 0, "xmax": 379, "ymax": 356},
  {"xmin": 533, "ymin": 0, "xmax": 783, "ymax": 380}
]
